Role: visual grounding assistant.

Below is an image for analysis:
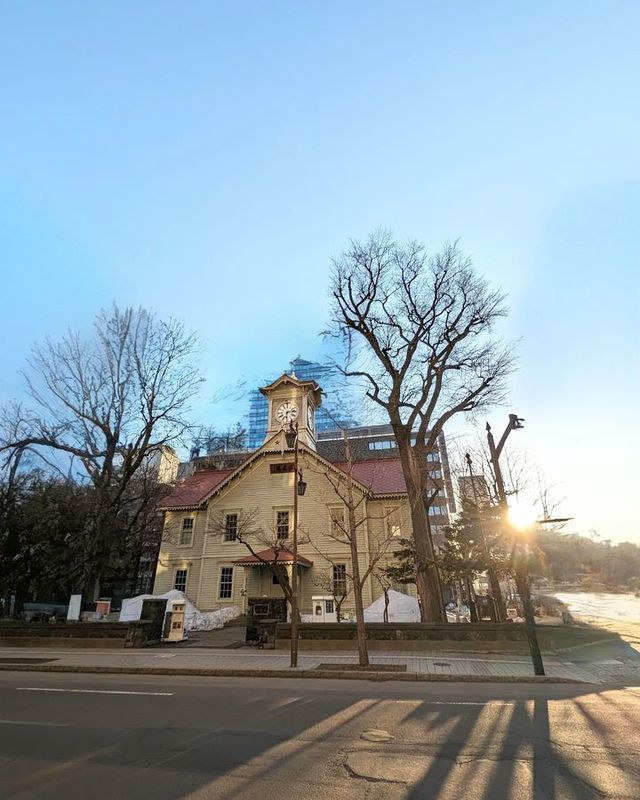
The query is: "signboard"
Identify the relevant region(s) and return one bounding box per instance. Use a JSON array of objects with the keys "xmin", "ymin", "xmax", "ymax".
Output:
[{"xmin": 67, "ymin": 594, "xmax": 82, "ymax": 621}]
